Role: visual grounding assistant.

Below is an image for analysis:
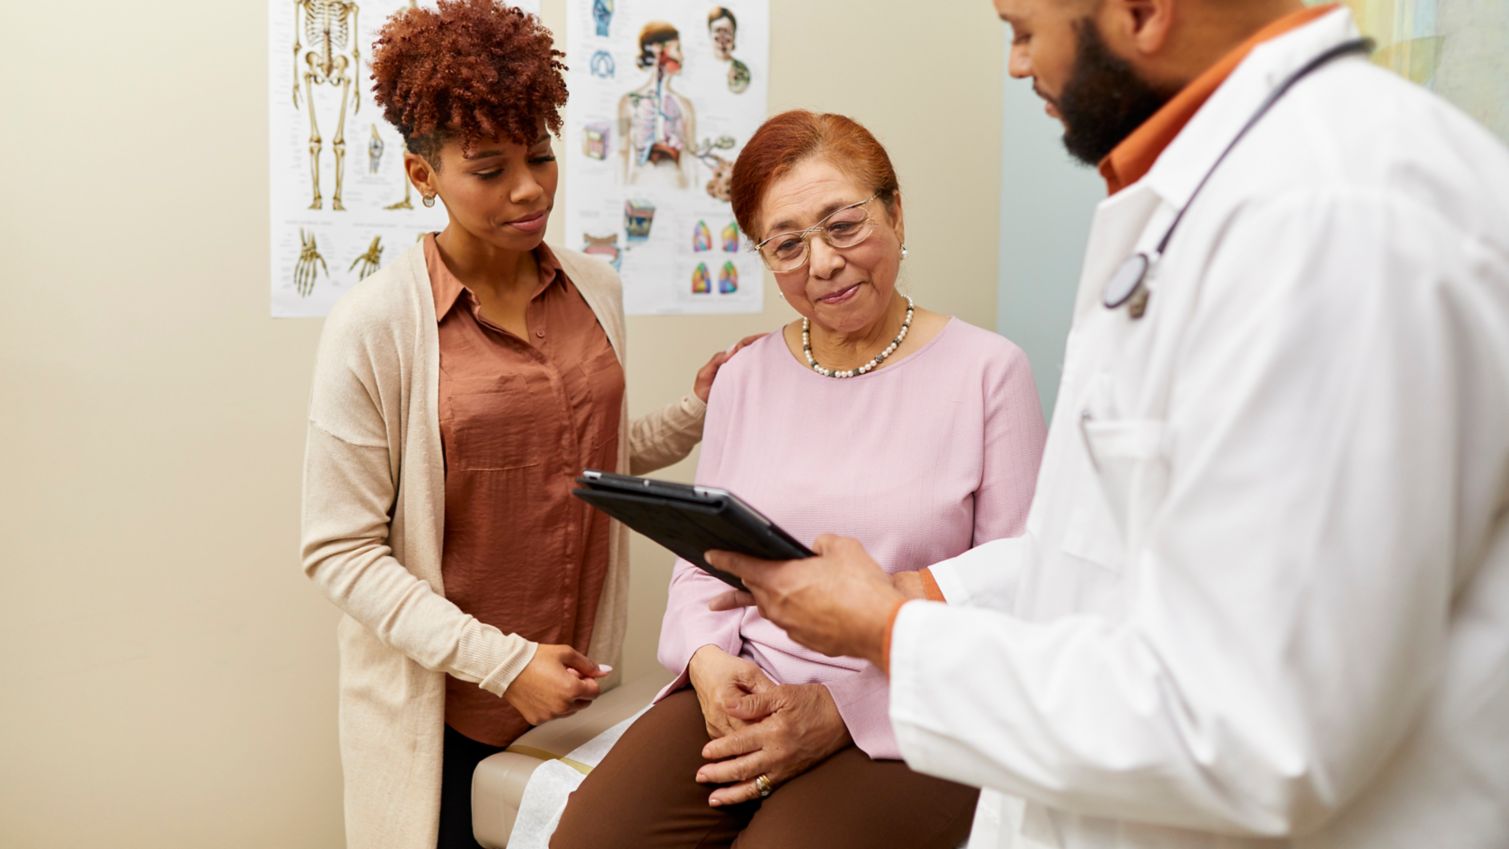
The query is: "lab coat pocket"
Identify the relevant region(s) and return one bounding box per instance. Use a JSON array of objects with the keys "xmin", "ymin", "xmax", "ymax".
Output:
[{"xmin": 1078, "ymin": 417, "xmax": 1171, "ymax": 561}]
